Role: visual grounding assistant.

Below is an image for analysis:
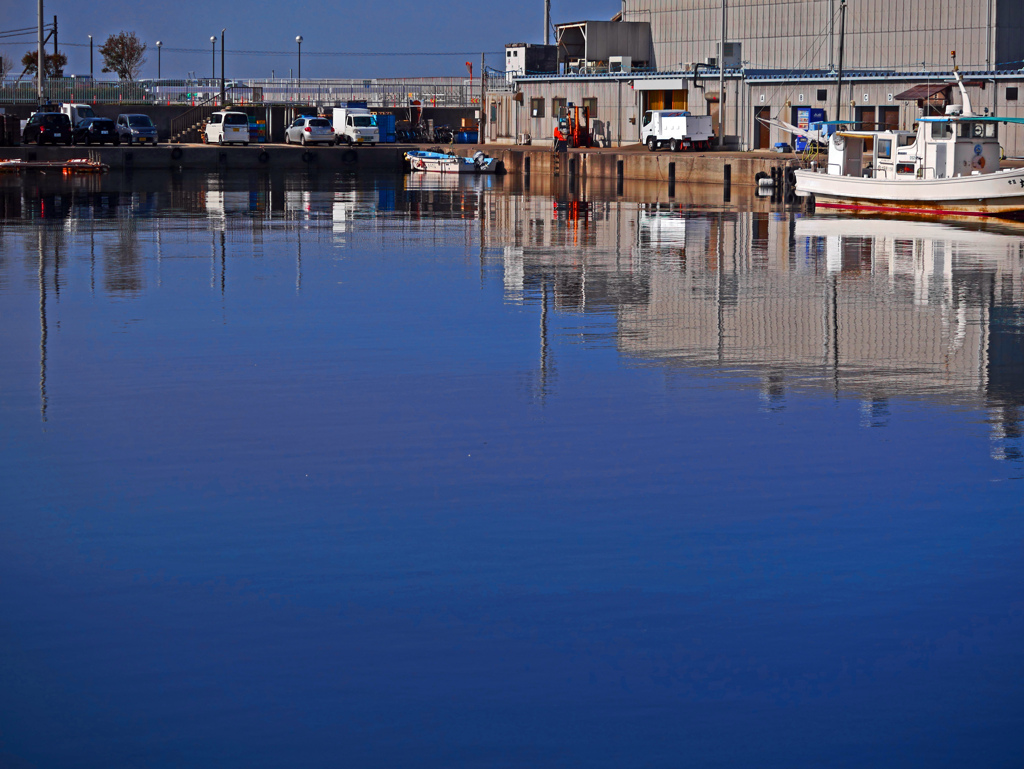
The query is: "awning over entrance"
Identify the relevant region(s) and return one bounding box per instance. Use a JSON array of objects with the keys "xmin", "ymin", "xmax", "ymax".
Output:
[{"xmin": 894, "ymin": 84, "xmax": 950, "ymax": 101}]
